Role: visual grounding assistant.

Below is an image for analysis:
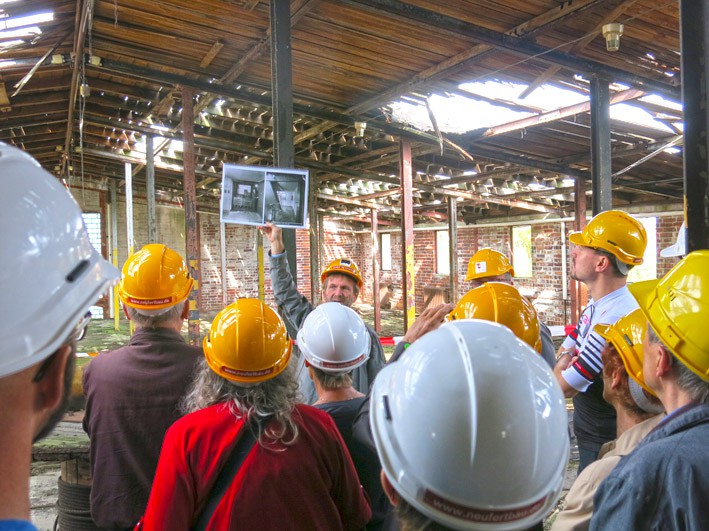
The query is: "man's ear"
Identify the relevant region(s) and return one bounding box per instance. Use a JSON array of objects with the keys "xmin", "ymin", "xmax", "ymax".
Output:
[
  {"xmin": 656, "ymin": 345, "xmax": 674, "ymax": 378},
  {"xmin": 122, "ymin": 304, "xmax": 132, "ymax": 321},
  {"xmin": 610, "ymin": 364, "xmax": 625, "ymax": 390},
  {"xmin": 595, "ymin": 254, "xmax": 611, "ymax": 273},
  {"xmin": 180, "ymin": 300, "xmax": 190, "ymax": 320},
  {"xmin": 34, "ymin": 344, "xmax": 72, "ymax": 413},
  {"xmin": 380, "ymin": 469, "xmax": 400, "ymax": 507}
]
